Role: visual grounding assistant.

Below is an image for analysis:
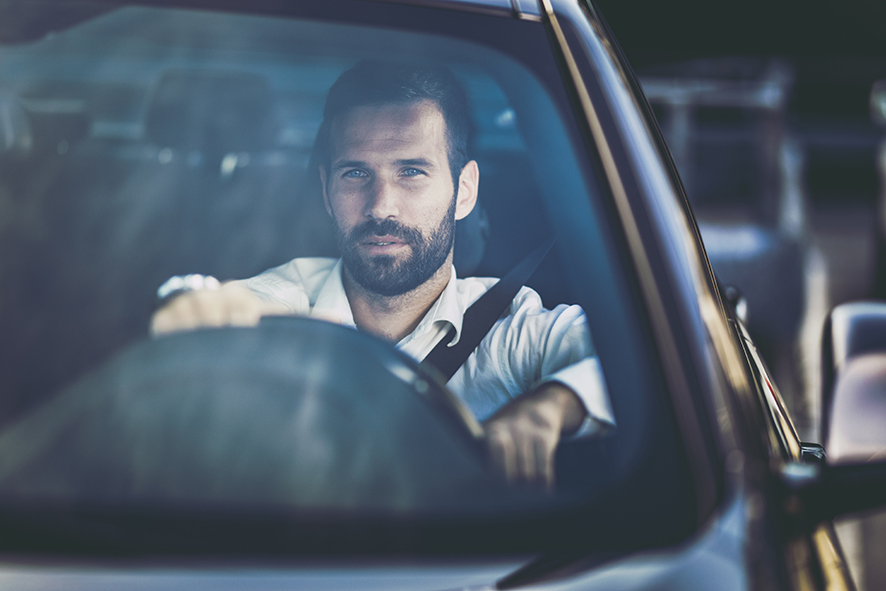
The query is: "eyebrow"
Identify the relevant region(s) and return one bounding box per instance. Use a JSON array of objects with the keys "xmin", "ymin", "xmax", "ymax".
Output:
[
  {"xmin": 331, "ymin": 160, "xmax": 368, "ymax": 172},
  {"xmin": 395, "ymin": 158, "xmax": 435, "ymax": 168},
  {"xmin": 331, "ymin": 157, "xmax": 437, "ymax": 171}
]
